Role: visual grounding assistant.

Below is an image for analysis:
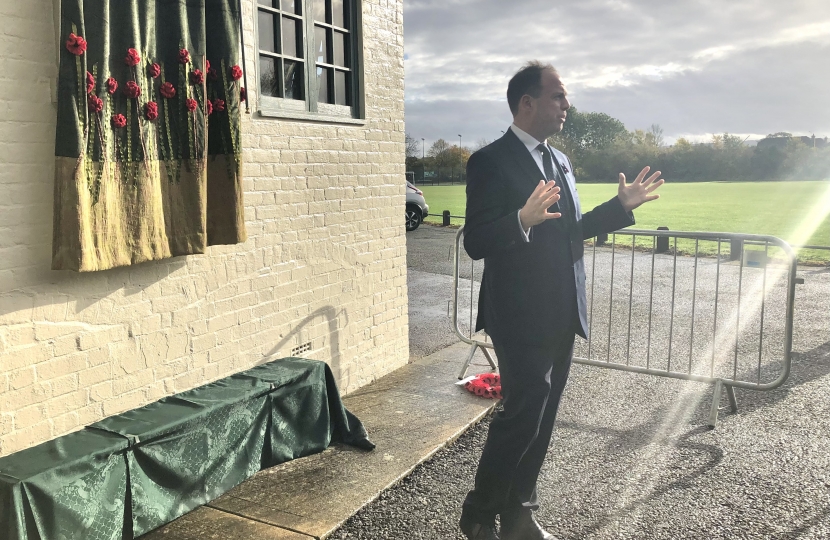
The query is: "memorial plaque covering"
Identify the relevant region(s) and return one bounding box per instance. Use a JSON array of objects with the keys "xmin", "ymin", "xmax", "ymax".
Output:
[{"xmin": 53, "ymin": 0, "xmax": 247, "ymax": 272}]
